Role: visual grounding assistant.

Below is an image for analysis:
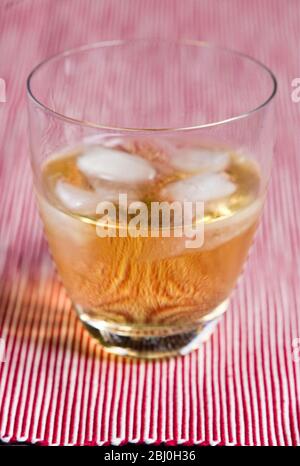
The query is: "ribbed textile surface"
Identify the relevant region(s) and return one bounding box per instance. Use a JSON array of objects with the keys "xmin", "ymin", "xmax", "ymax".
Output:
[{"xmin": 0, "ymin": 0, "xmax": 299, "ymax": 445}]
